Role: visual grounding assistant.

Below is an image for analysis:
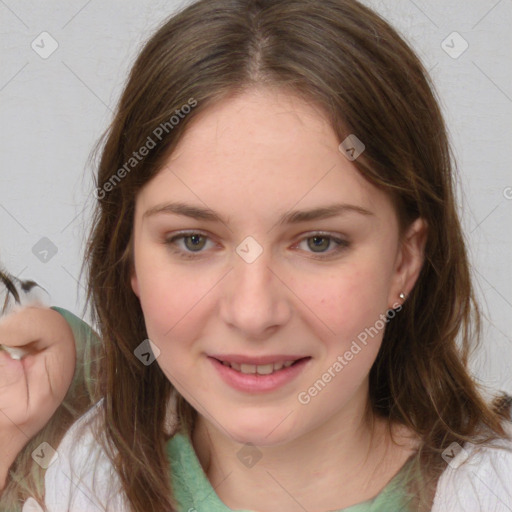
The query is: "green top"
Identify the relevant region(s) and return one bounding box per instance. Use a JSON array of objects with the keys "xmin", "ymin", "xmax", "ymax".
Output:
[
  {"xmin": 167, "ymin": 432, "xmax": 417, "ymax": 512},
  {"xmin": 50, "ymin": 306, "xmax": 100, "ymax": 401},
  {"xmin": 50, "ymin": 306, "xmax": 95, "ymax": 348}
]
